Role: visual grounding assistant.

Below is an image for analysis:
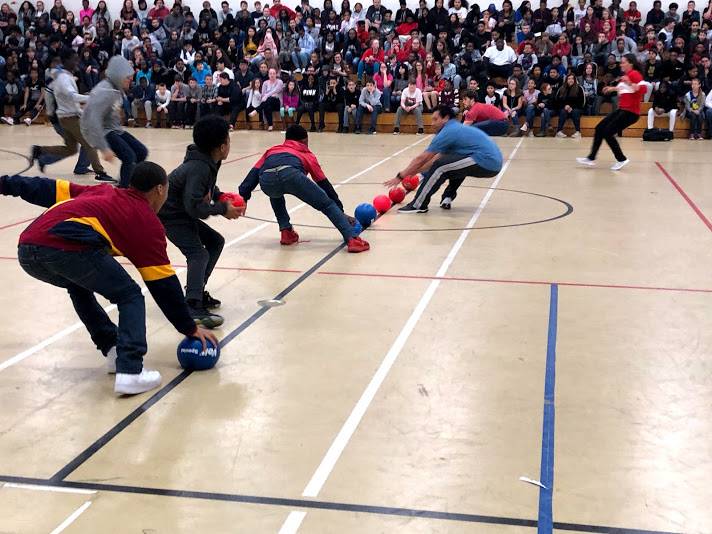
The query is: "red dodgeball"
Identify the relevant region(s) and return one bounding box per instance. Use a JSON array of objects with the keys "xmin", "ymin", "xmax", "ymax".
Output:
[
  {"xmin": 388, "ymin": 186, "xmax": 406, "ymax": 204},
  {"xmin": 373, "ymin": 194, "xmax": 392, "ymax": 214},
  {"xmin": 402, "ymin": 175, "xmax": 420, "ymax": 191},
  {"xmin": 219, "ymin": 192, "xmax": 246, "ymax": 207}
]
